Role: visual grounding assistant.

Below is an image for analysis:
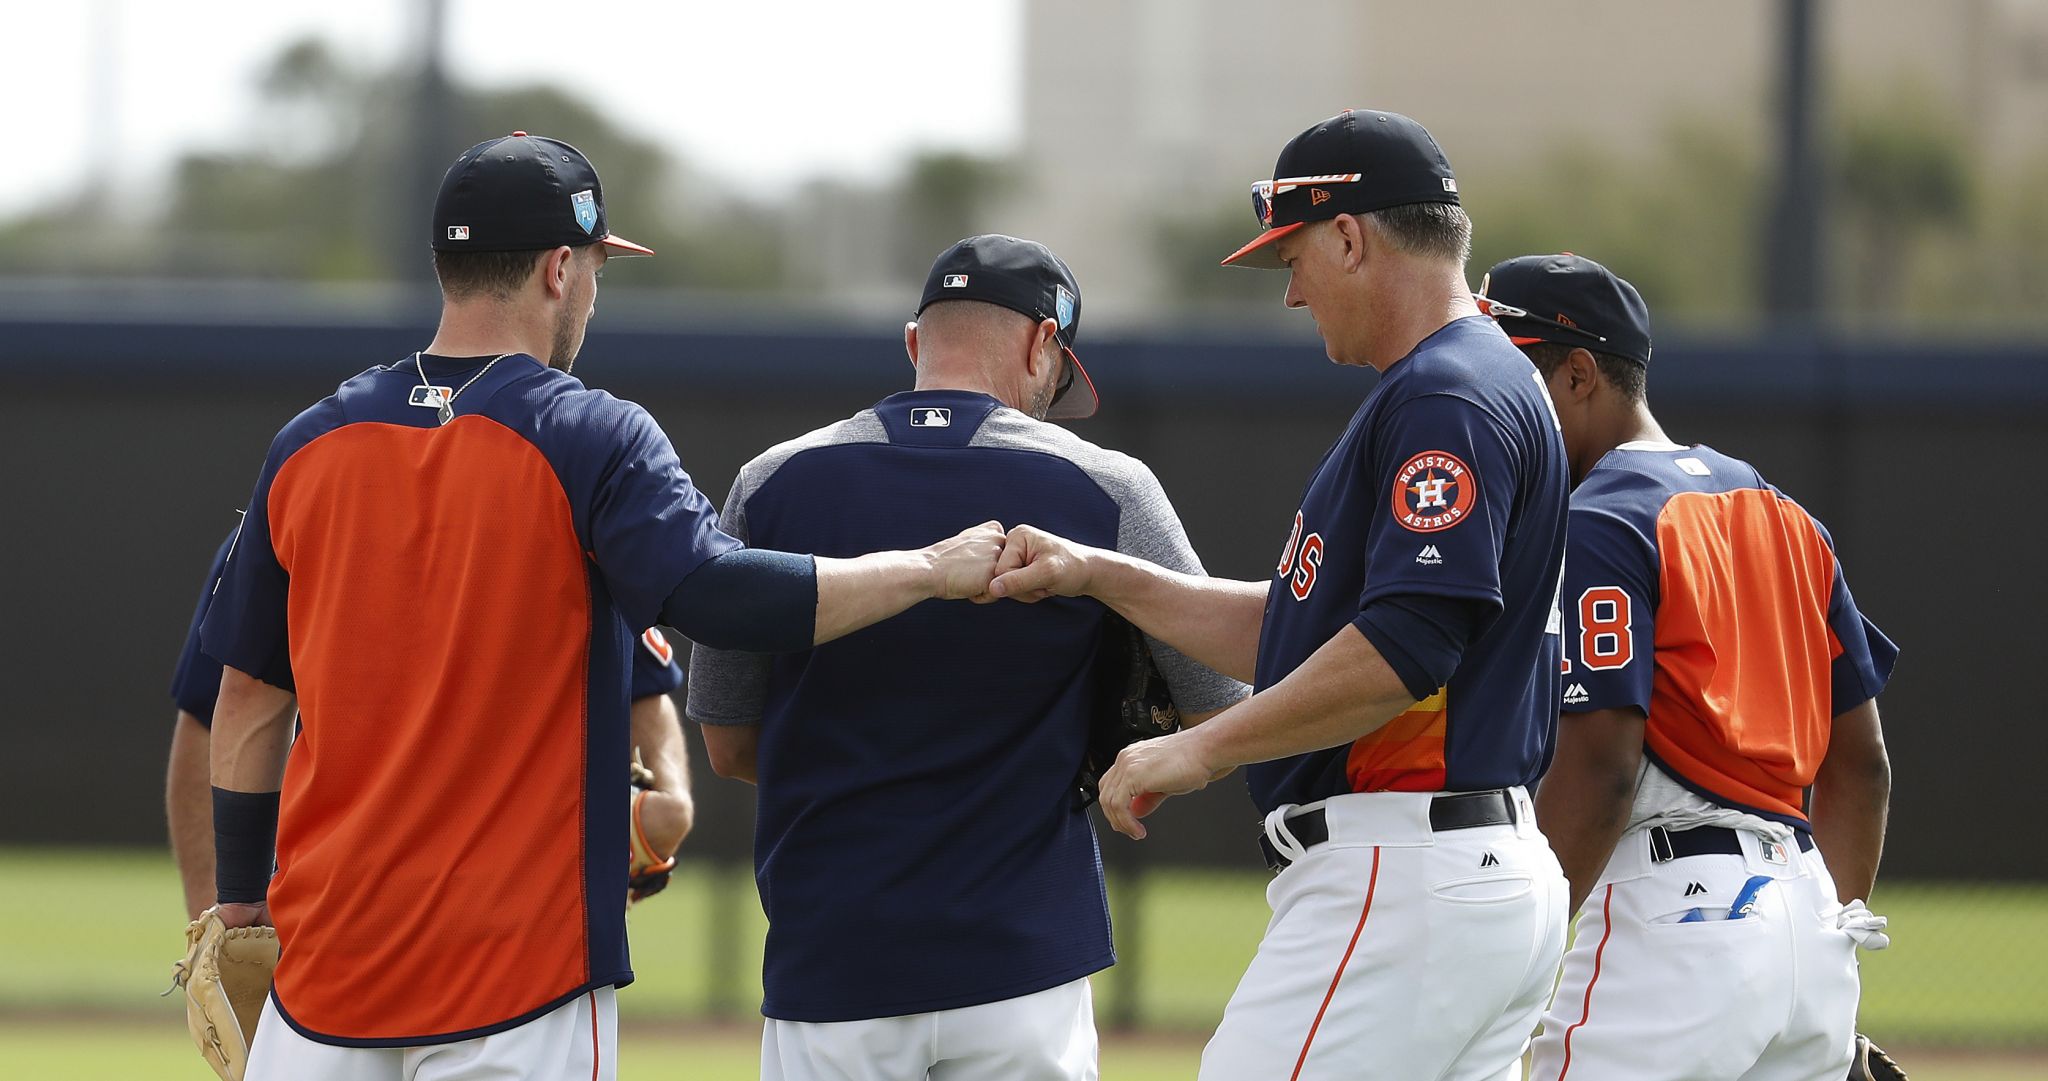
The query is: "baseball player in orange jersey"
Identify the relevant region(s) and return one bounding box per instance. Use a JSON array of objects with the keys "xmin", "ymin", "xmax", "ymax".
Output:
[
  {"xmin": 1476, "ymin": 254, "xmax": 1898, "ymax": 1081},
  {"xmin": 168, "ymin": 534, "xmax": 695, "ymax": 922},
  {"xmin": 200, "ymin": 133, "xmax": 1004, "ymax": 1081}
]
